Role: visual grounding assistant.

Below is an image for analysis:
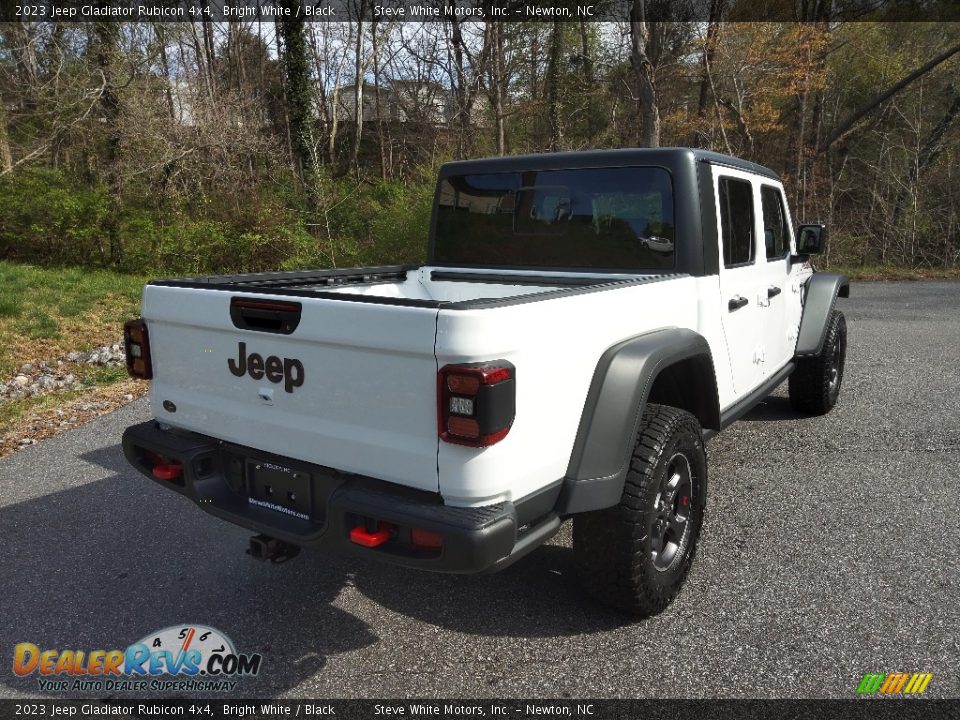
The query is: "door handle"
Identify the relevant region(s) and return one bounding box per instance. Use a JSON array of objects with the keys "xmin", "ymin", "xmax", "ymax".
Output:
[
  {"xmin": 767, "ymin": 285, "xmax": 782, "ymax": 298},
  {"xmin": 230, "ymin": 297, "xmax": 302, "ymax": 334},
  {"xmin": 728, "ymin": 296, "xmax": 749, "ymax": 311}
]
